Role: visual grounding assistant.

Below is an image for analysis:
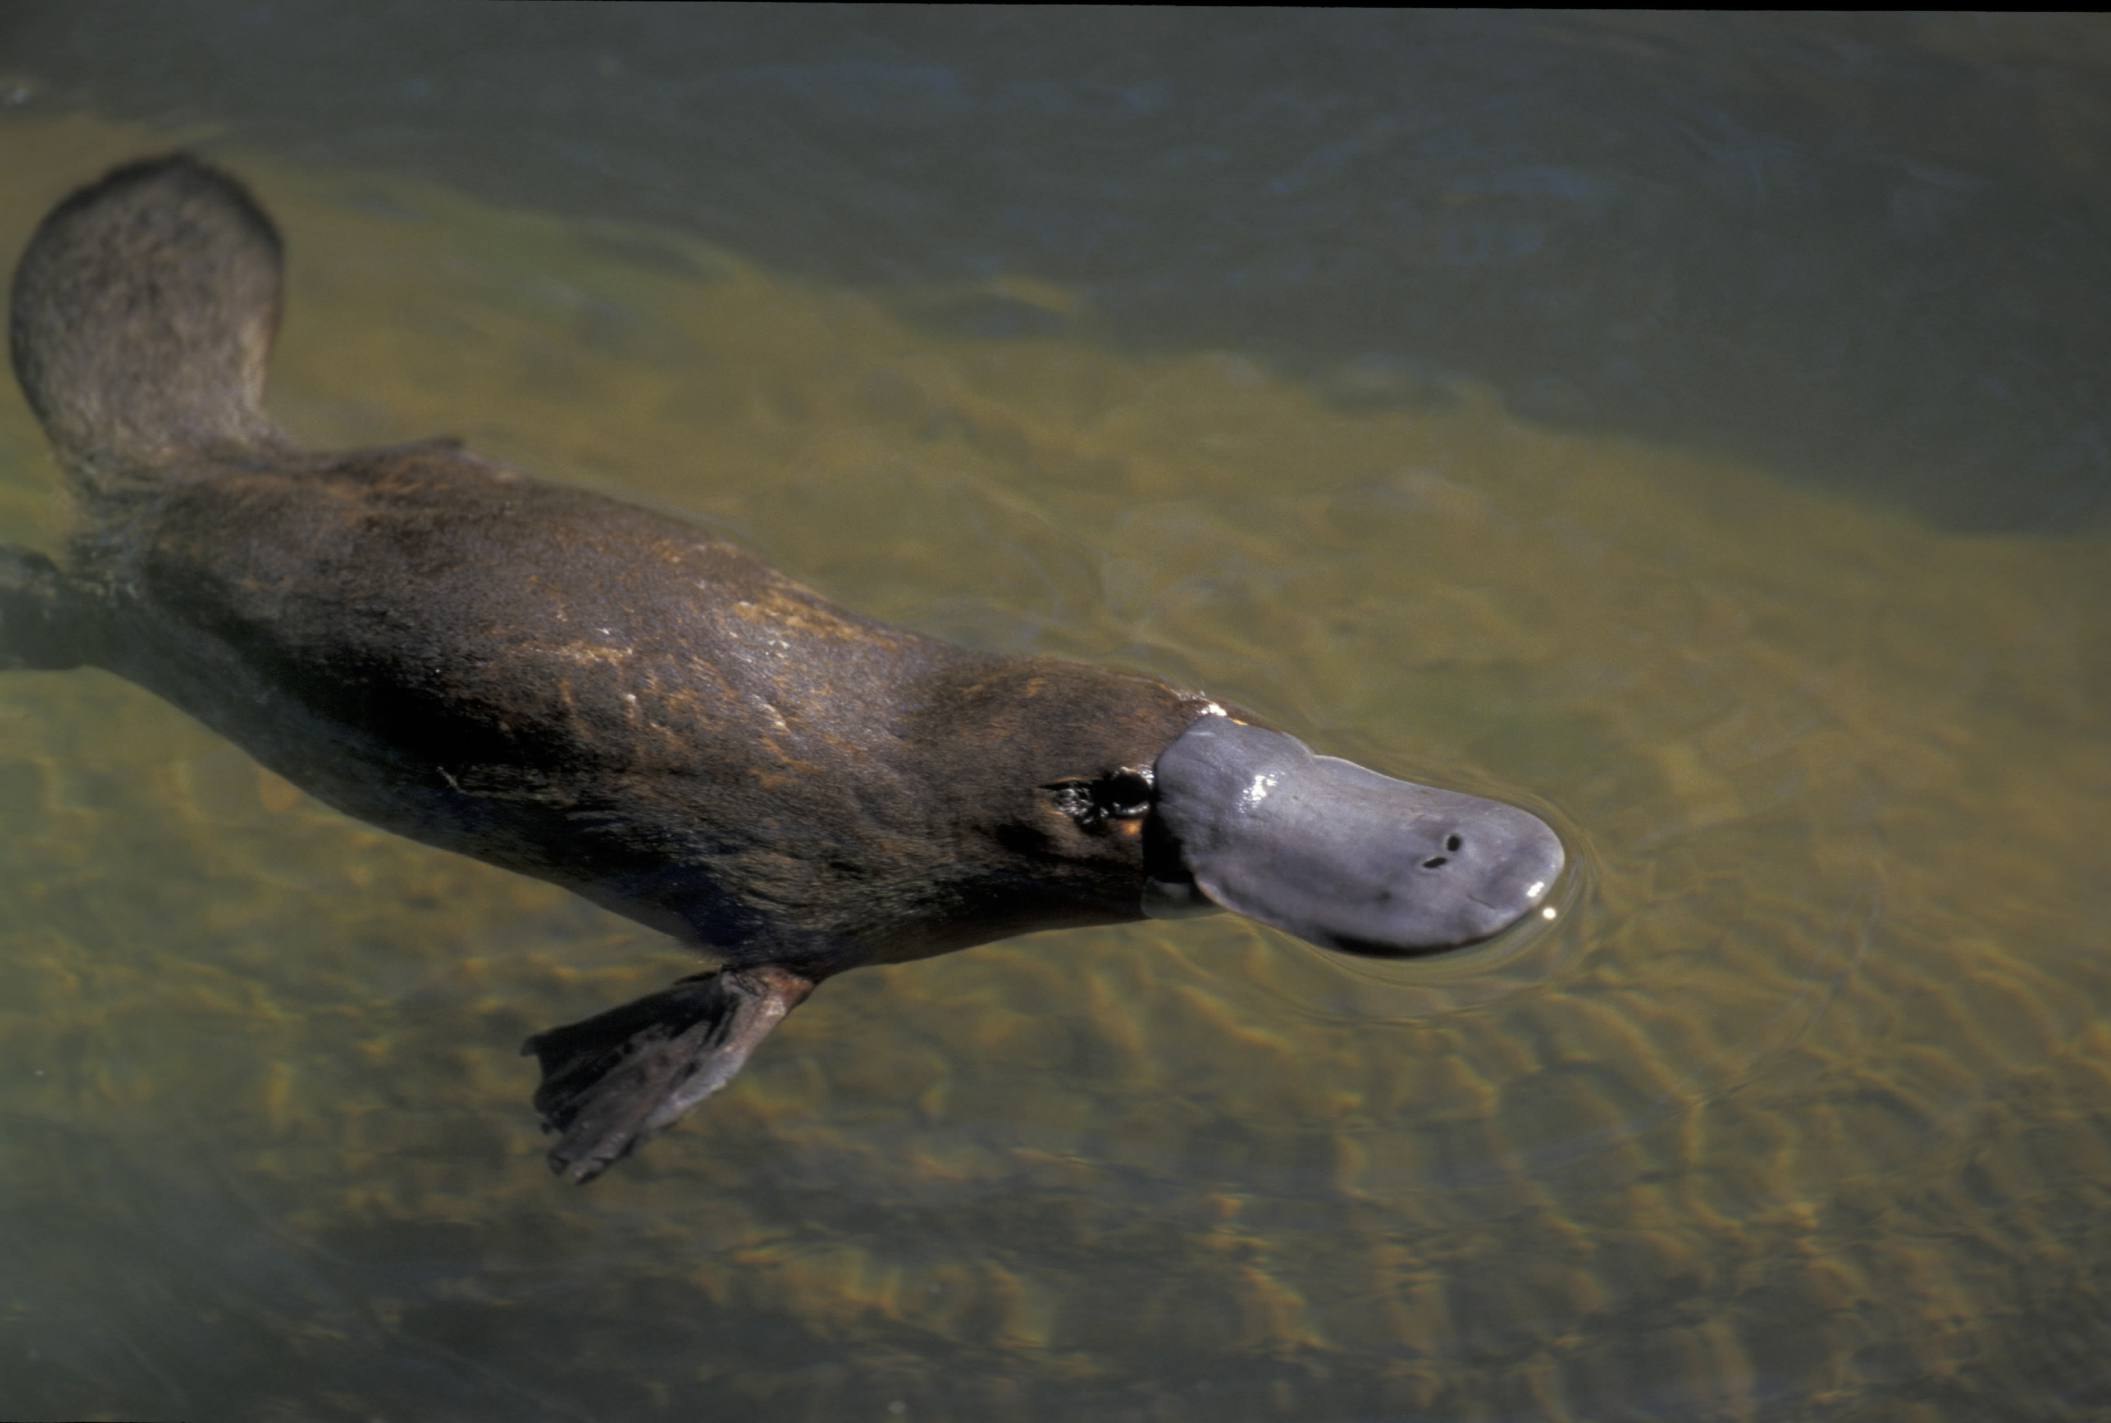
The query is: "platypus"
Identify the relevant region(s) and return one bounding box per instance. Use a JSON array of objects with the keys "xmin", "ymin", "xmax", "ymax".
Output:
[{"xmin": 2, "ymin": 156, "xmax": 1564, "ymax": 1181}]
